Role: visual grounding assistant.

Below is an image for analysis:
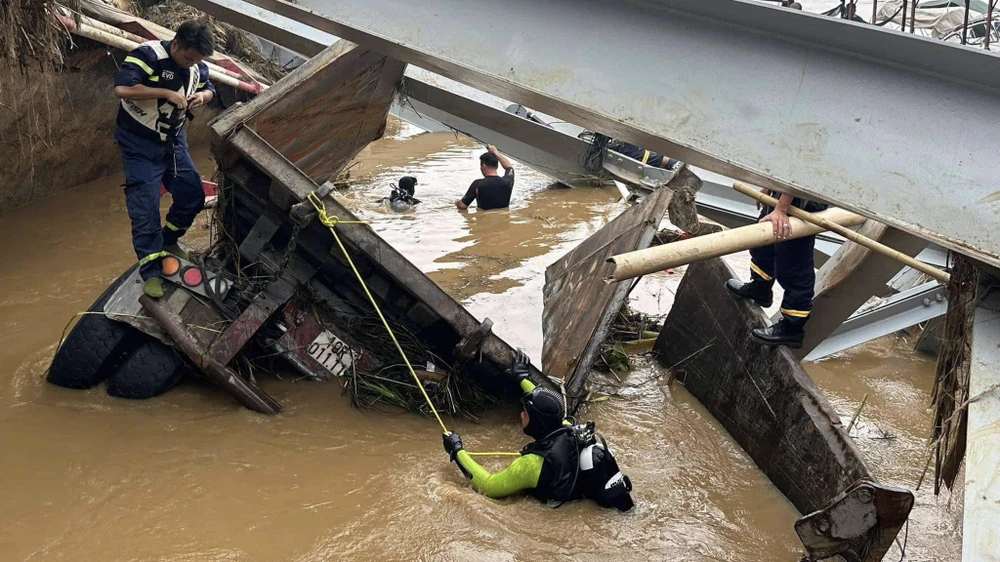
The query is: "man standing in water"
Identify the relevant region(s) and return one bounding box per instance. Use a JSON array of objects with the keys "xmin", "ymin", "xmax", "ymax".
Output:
[
  {"xmin": 113, "ymin": 21, "xmax": 216, "ymax": 298},
  {"xmin": 455, "ymin": 144, "xmax": 515, "ymax": 211},
  {"xmin": 725, "ymin": 191, "xmax": 827, "ymax": 348},
  {"xmin": 442, "ymin": 352, "xmax": 634, "ymax": 511}
]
